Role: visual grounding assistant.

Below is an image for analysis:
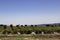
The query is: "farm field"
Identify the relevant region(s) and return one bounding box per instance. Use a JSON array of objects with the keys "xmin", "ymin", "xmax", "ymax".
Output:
[
  {"xmin": 0, "ymin": 24, "xmax": 60, "ymax": 40},
  {"xmin": 0, "ymin": 24, "xmax": 60, "ymax": 34}
]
